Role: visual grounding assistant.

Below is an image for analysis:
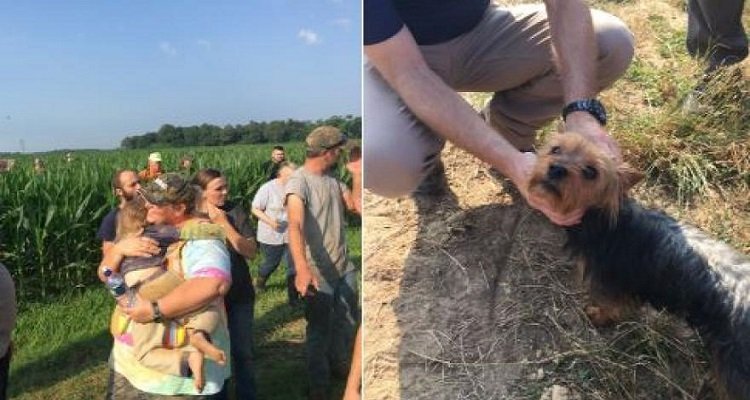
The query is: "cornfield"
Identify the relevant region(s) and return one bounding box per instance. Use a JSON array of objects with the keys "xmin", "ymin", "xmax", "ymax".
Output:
[{"xmin": 0, "ymin": 143, "xmax": 318, "ymax": 303}]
